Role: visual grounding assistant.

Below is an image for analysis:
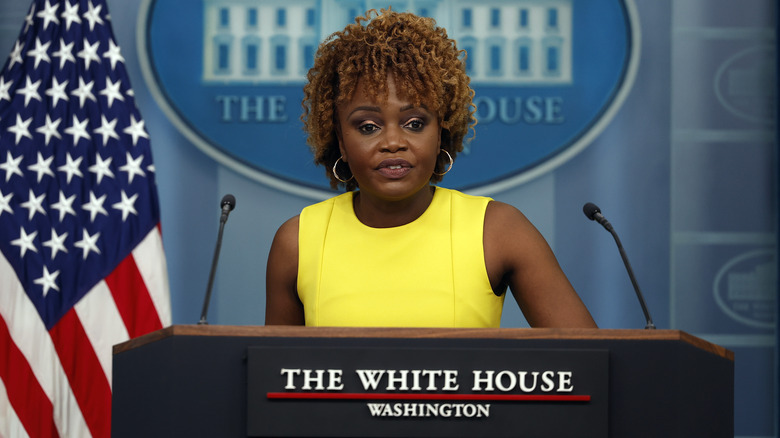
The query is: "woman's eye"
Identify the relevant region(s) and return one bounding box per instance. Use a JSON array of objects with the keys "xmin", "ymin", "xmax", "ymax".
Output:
[
  {"xmin": 358, "ymin": 122, "xmax": 379, "ymax": 134},
  {"xmin": 405, "ymin": 119, "xmax": 425, "ymax": 131}
]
